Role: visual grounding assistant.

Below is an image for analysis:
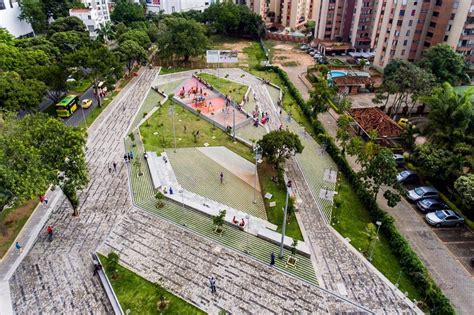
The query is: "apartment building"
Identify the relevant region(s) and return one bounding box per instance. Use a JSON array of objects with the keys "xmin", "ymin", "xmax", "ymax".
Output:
[
  {"xmin": 70, "ymin": 0, "xmax": 111, "ymax": 38},
  {"xmin": 267, "ymin": 0, "xmax": 310, "ymax": 28},
  {"xmin": 145, "ymin": 0, "xmax": 213, "ymax": 14},
  {"xmin": 0, "ymin": 0, "xmax": 33, "ymax": 37},
  {"xmin": 309, "ymin": 0, "xmax": 474, "ymax": 67}
]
